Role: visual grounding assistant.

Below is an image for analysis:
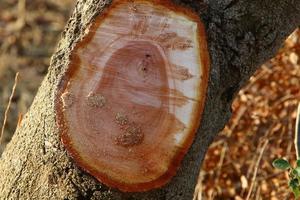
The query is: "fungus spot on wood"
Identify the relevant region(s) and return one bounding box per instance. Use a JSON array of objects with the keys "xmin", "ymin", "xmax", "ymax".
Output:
[{"xmin": 56, "ymin": 0, "xmax": 210, "ymax": 192}]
